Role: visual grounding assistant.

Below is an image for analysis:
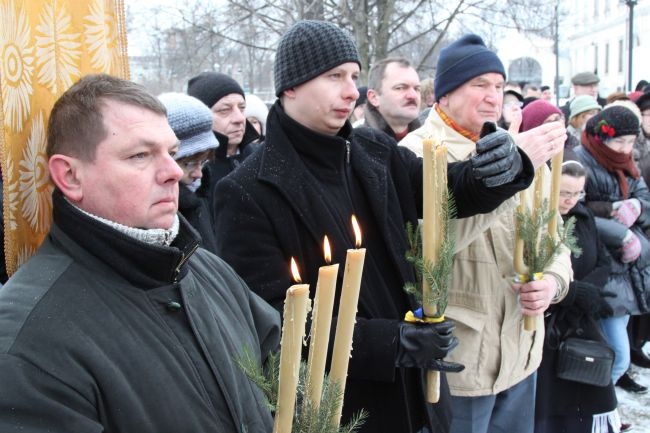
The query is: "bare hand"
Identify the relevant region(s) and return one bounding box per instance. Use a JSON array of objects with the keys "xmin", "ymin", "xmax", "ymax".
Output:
[
  {"xmin": 505, "ymin": 105, "xmax": 522, "ymax": 135},
  {"xmin": 514, "ymin": 121, "xmax": 567, "ymax": 169},
  {"xmin": 512, "ymin": 275, "xmax": 557, "ymax": 316}
]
